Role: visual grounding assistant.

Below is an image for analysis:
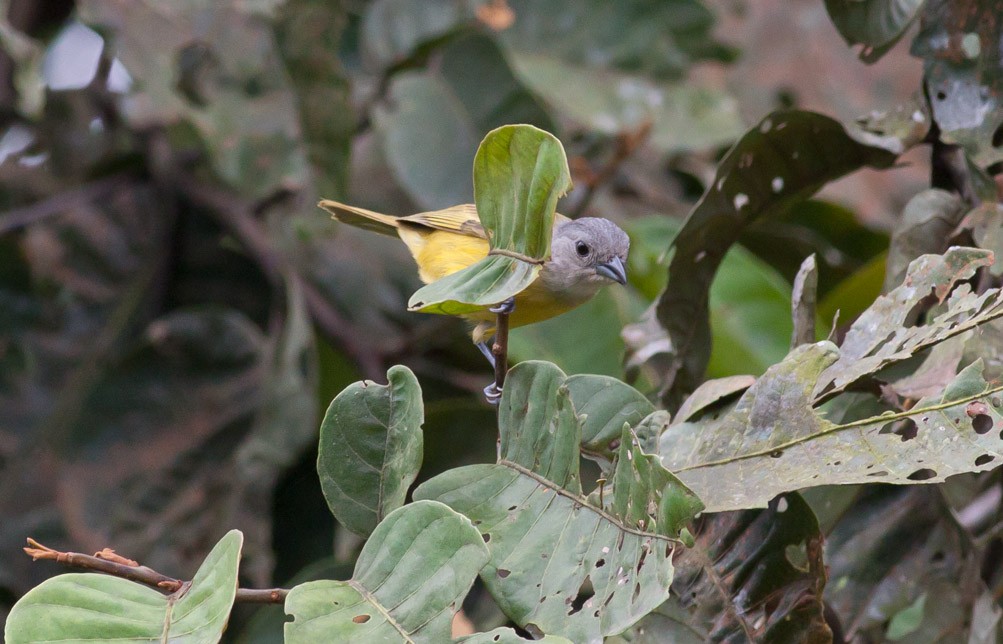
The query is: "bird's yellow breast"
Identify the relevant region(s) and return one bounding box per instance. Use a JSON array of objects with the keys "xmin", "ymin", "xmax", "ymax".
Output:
[{"xmin": 396, "ymin": 227, "xmax": 582, "ymax": 341}]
